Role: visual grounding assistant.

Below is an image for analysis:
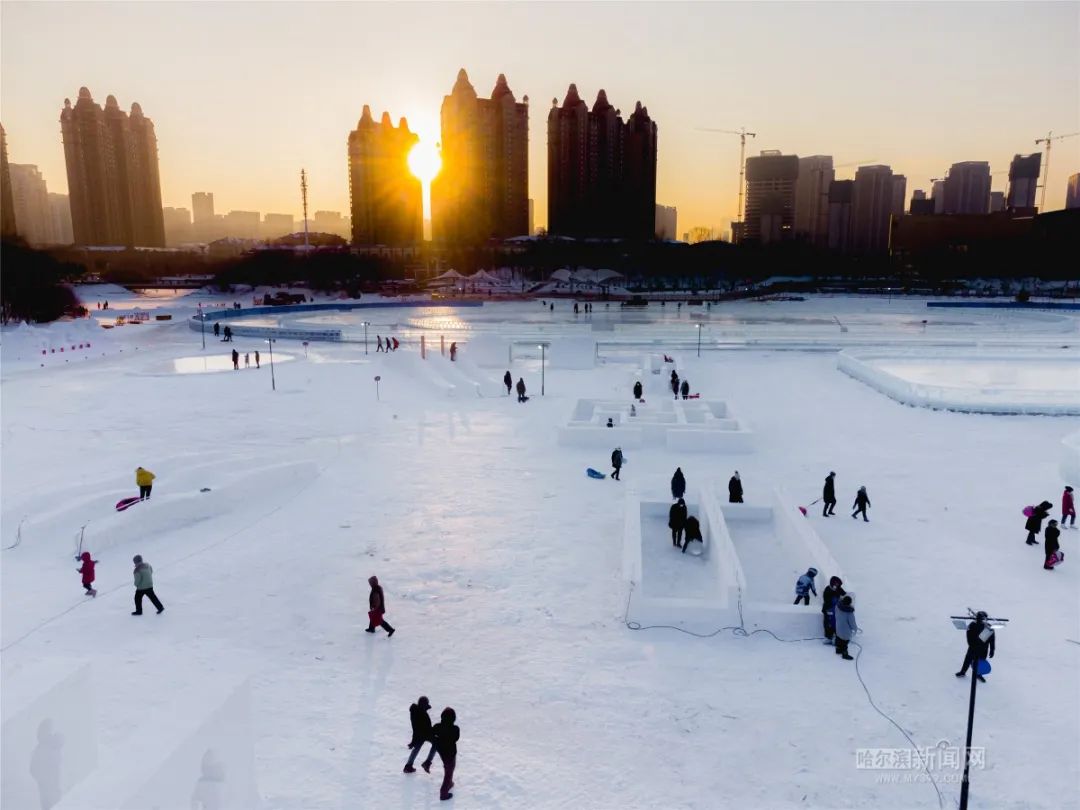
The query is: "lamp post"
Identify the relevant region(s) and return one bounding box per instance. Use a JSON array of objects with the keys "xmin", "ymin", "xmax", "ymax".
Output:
[
  {"xmin": 198, "ymin": 303, "xmax": 206, "ymax": 350},
  {"xmin": 696, "ymin": 323, "xmax": 702, "ymax": 357},
  {"xmin": 267, "ymin": 338, "xmax": 276, "ymax": 391},
  {"xmin": 539, "ymin": 344, "xmax": 545, "ymax": 396},
  {"xmin": 949, "ymin": 608, "xmax": 1008, "ymax": 810},
  {"xmin": 362, "ymin": 321, "xmax": 369, "ymax": 354}
]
